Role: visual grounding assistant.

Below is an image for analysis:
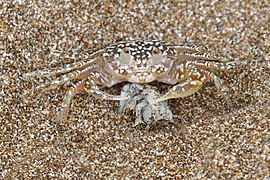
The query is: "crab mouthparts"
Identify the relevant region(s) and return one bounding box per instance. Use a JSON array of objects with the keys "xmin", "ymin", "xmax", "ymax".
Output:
[
  {"xmin": 138, "ymin": 77, "xmax": 147, "ymax": 83},
  {"xmin": 135, "ymin": 71, "xmax": 152, "ymax": 83}
]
